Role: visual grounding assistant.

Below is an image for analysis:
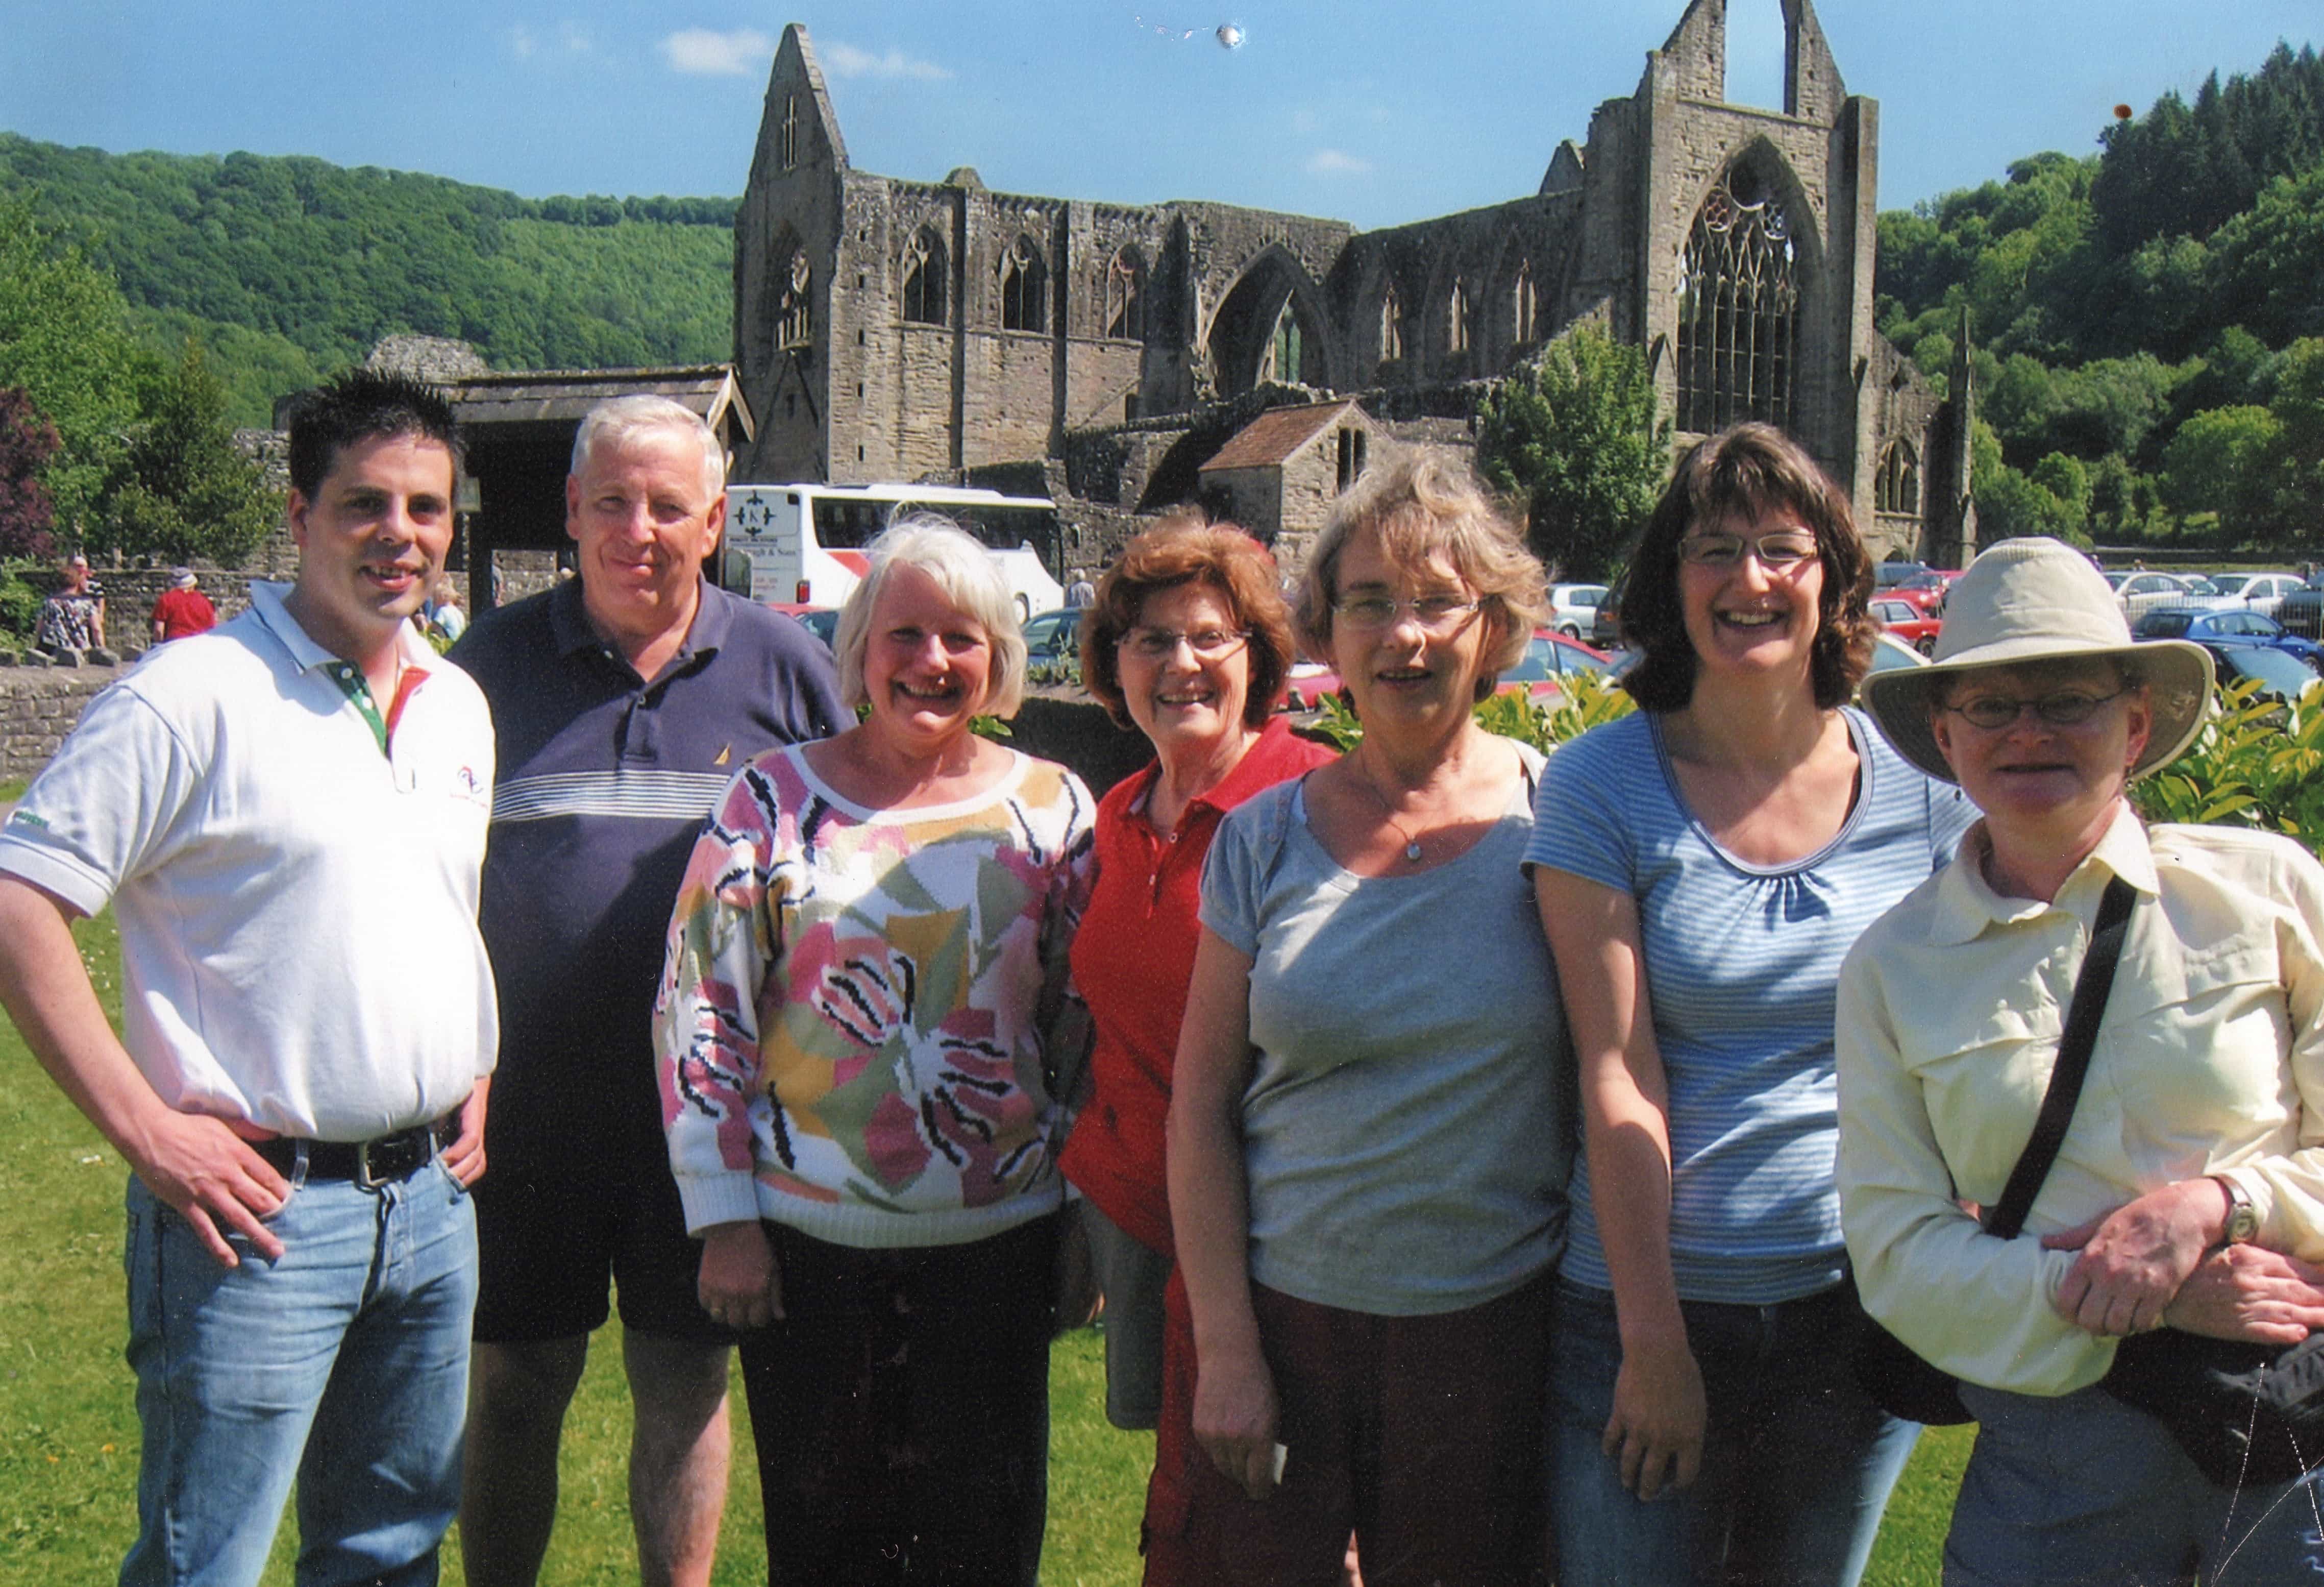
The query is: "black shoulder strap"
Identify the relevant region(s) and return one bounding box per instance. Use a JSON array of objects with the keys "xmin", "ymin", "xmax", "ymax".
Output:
[{"xmin": 1985, "ymin": 874, "xmax": 2140, "ymax": 1241}]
